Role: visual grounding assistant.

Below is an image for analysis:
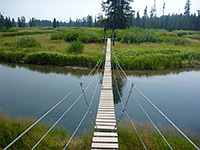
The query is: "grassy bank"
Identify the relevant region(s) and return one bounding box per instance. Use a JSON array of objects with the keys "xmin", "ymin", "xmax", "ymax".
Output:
[
  {"xmin": 113, "ymin": 42, "xmax": 200, "ymax": 70},
  {"xmin": 1, "ymin": 112, "xmax": 199, "ymax": 149},
  {"xmin": 0, "ymin": 27, "xmax": 200, "ymax": 70},
  {"xmin": 0, "ymin": 112, "xmax": 92, "ymax": 150},
  {"xmin": 0, "ymin": 33, "xmax": 104, "ymax": 68}
]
